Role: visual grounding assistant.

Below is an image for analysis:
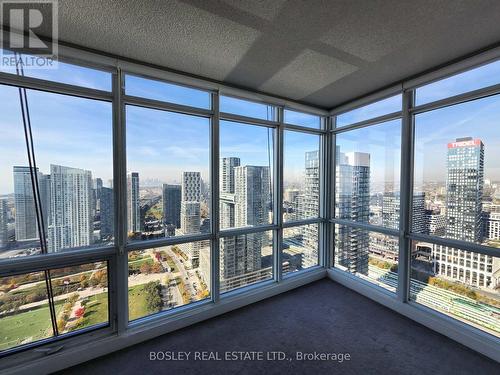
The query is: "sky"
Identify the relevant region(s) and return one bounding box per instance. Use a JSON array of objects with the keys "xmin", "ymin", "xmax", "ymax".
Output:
[
  {"xmin": 0, "ymin": 61, "xmax": 318, "ymax": 194},
  {"xmin": 1, "ymin": 54, "xmax": 499, "ymax": 195},
  {"xmin": 336, "ymin": 119, "xmax": 401, "ymax": 193},
  {"xmin": 335, "ymin": 59, "xmax": 500, "ymax": 192}
]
